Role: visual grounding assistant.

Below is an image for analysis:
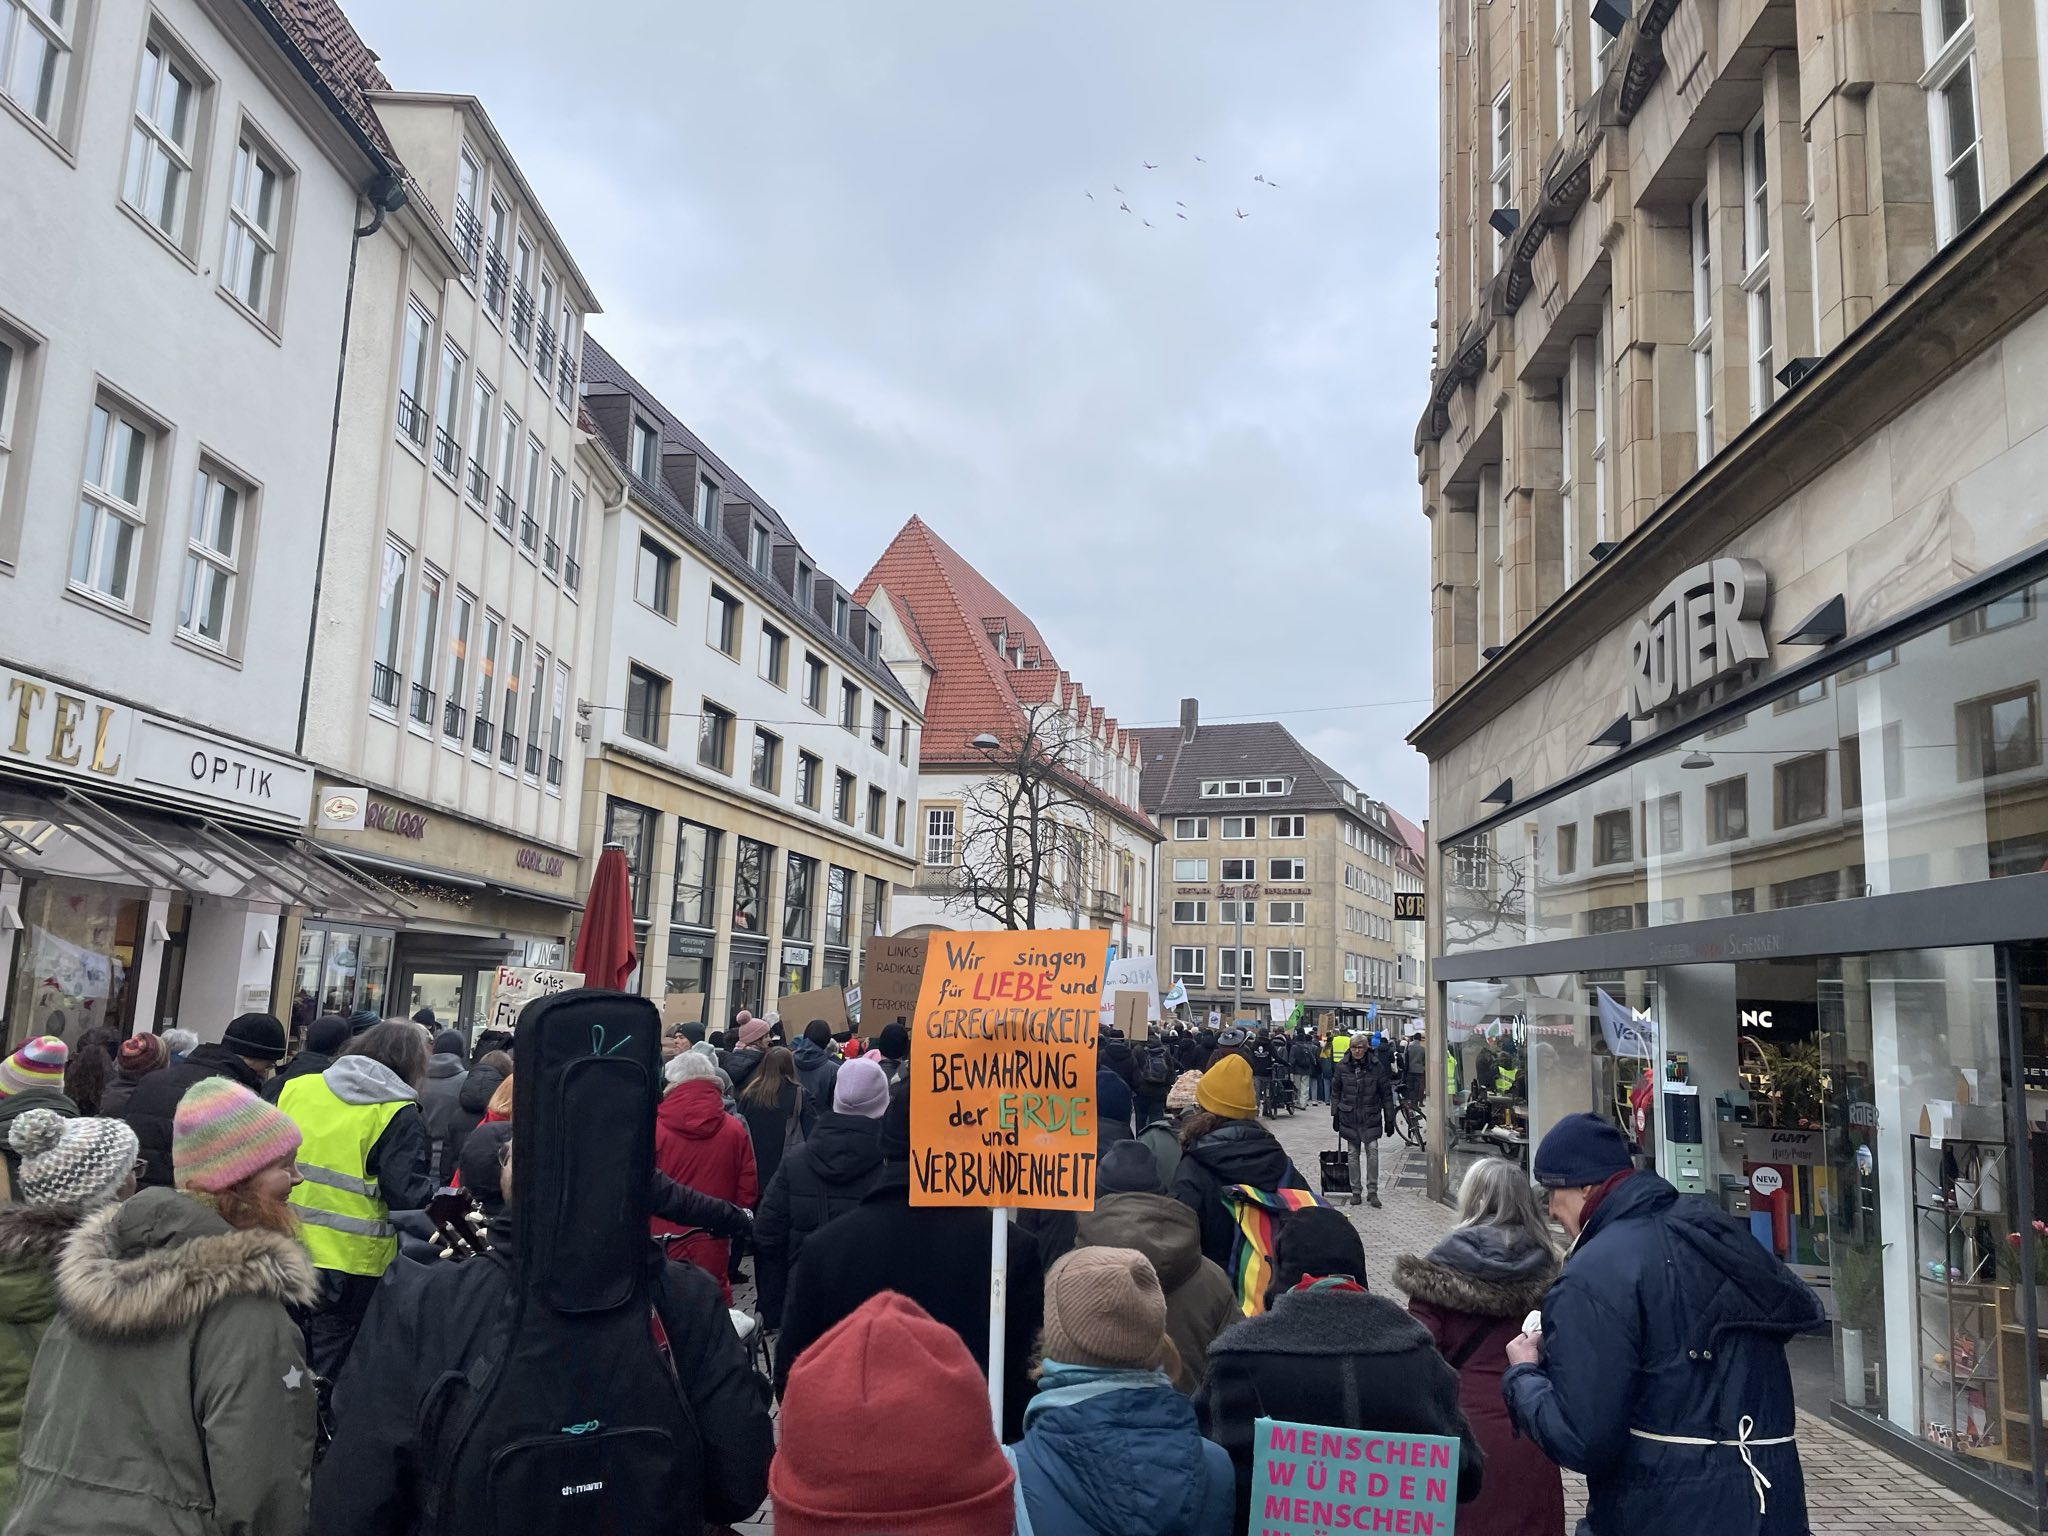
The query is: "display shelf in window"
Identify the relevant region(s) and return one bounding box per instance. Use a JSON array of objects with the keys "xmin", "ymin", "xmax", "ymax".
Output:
[{"xmin": 1912, "ymin": 1132, "xmax": 2020, "ymax": 1460}]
